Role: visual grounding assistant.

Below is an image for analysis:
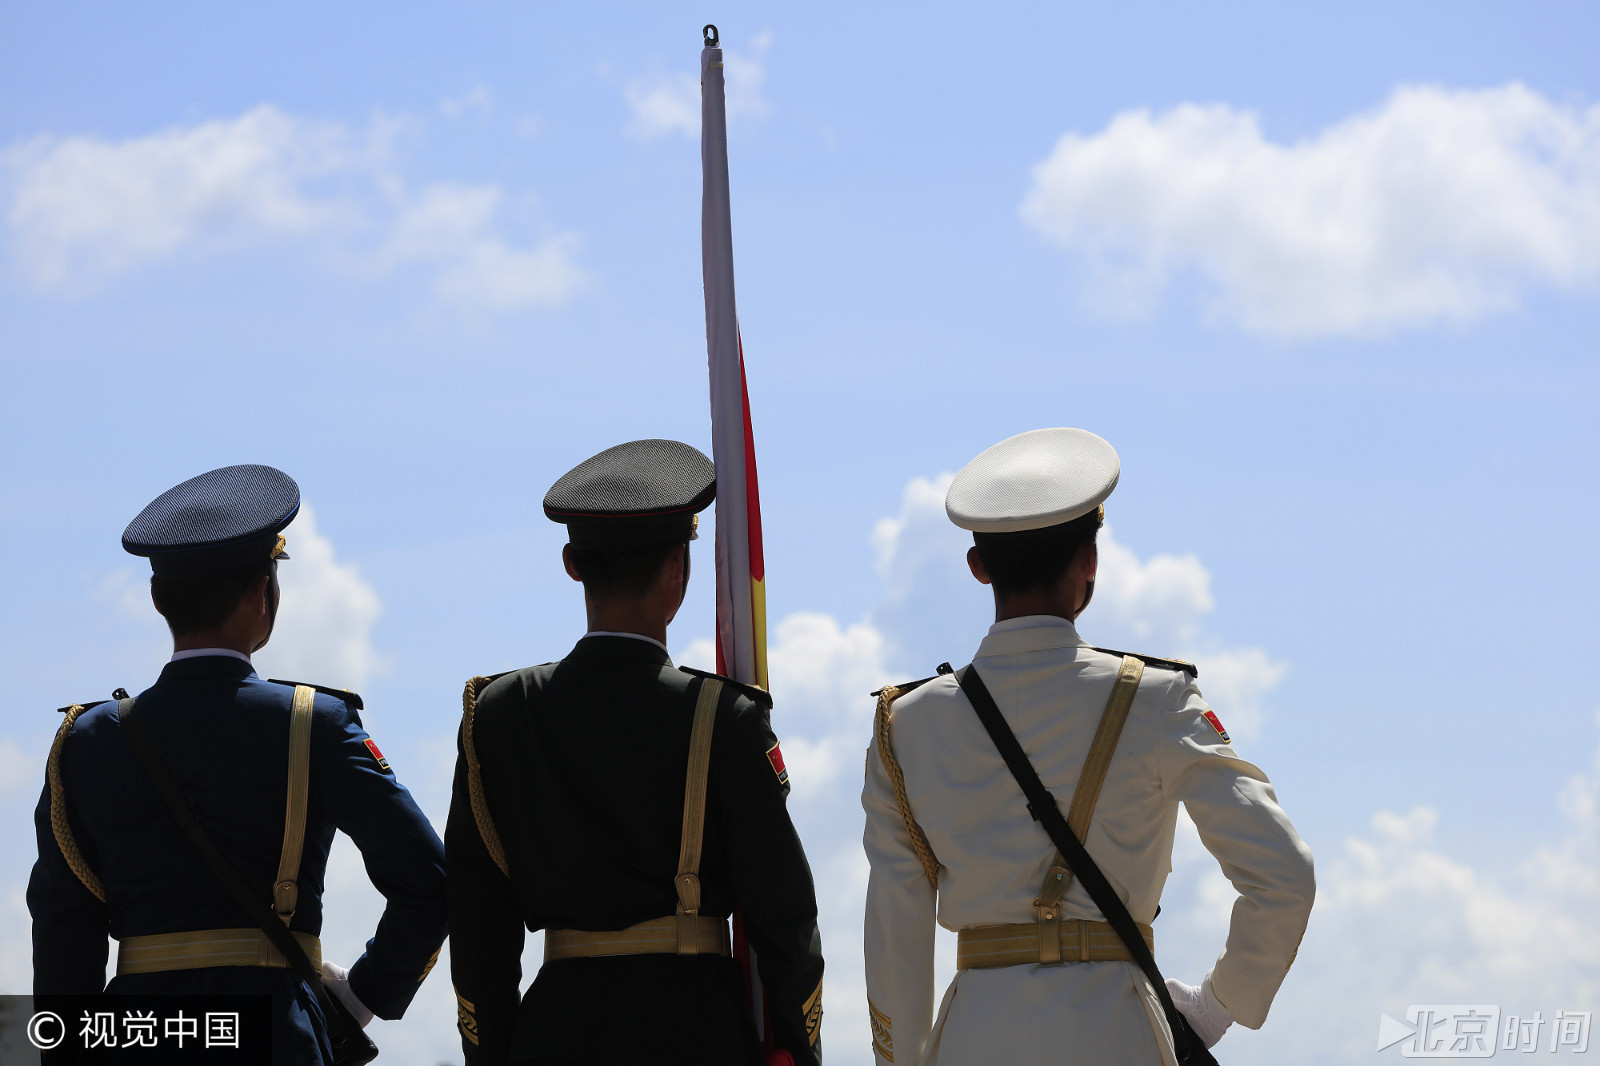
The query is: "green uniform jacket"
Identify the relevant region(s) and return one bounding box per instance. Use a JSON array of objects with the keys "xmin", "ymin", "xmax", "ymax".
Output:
[{"xmin": 447, "ymin": 635, "xmax": 824, "ymax": 1066}]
